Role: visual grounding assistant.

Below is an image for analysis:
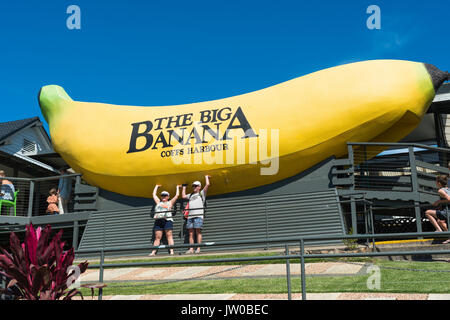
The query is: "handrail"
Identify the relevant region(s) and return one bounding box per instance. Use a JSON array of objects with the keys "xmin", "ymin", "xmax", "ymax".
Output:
[
  {"xmin": 334, "ymin": 142, "xmax": 449, "ymax": 193},
  {"xmin": 75, "ymin": 230, "xmax": 450, "ymax": 255},
  {"xmin": 0, "ymin": 173, "xmax": 84, "ymax": 218},
  {"xmin": 0, "ymin": 173, "xmax": 82, "ymax": 182},
  {"xmin": 75, "ymin": 230, "xmax": 450, "ymax": 301},
  {"xmin": 347, "ymin": 141, "xmax": 450, "ymax": 154}
]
